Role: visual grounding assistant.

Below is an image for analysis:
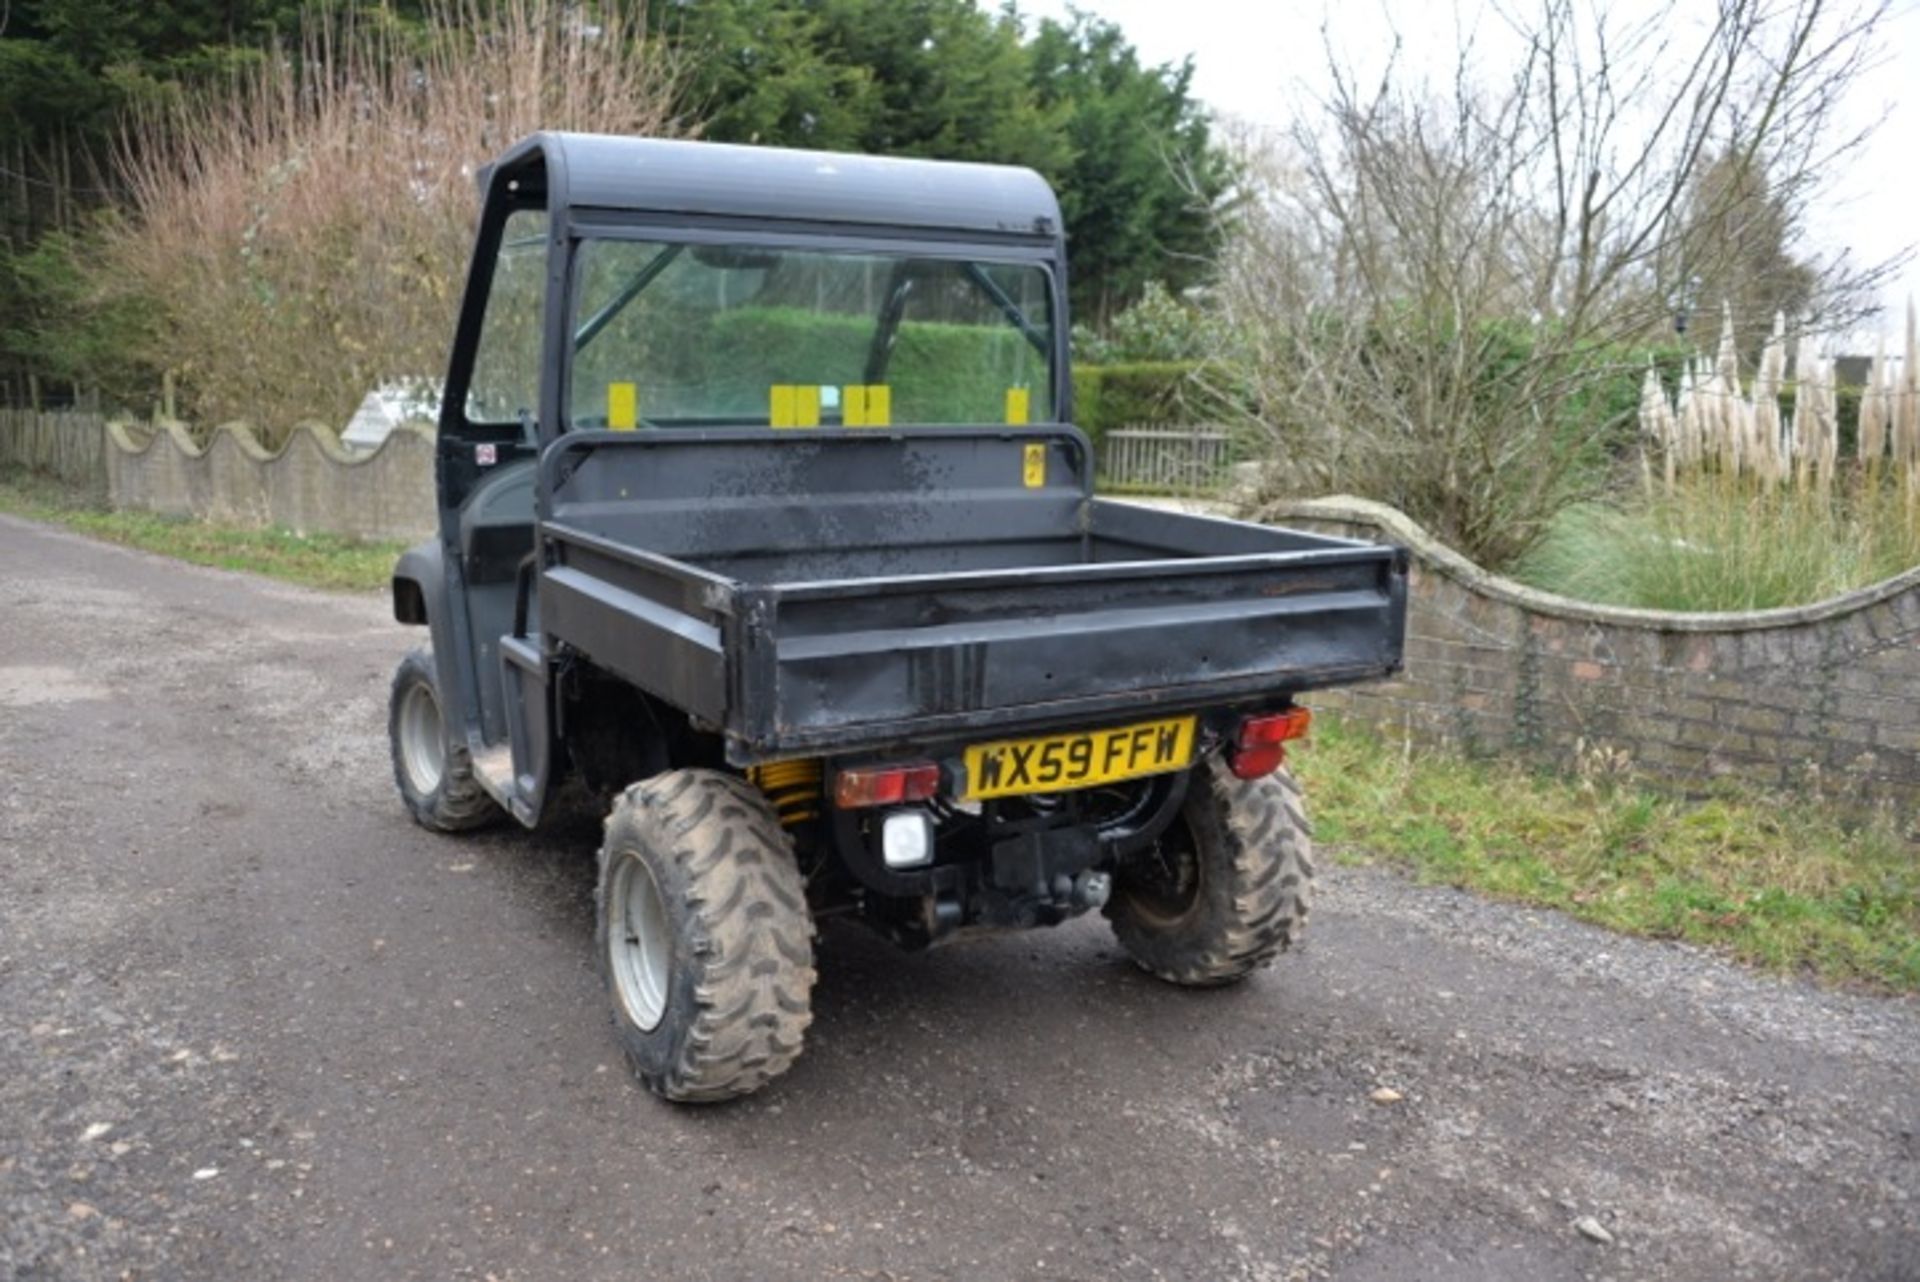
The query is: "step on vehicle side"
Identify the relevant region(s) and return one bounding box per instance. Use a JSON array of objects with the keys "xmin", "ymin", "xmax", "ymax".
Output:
[{"xmin": 387, "ymin": 132, "xmax": 1409, "ymax": 1102}]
